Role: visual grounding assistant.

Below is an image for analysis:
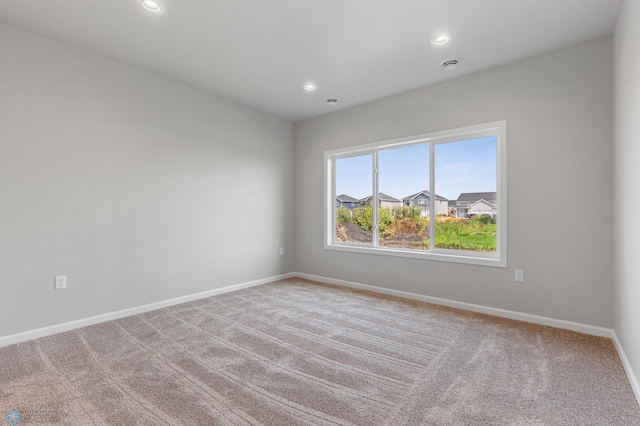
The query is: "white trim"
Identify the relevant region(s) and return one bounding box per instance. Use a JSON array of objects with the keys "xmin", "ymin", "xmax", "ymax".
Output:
[
  {"xmin": 324, "ymin": 120, "xmax": 507, "ymax": 268},
  {"xmin": 496, "ymin": 121, "xmax": 507, "ymax": 265},
  {"xmin": 612, "ymin": 331, "xmax": 640, "ymax": 404},
  {"xmin": 0, "ymin": 273, "xmax": 295, "ymax": 349},
  {"xmin": 429, "ymin": 141, "xmax": 435, "ymax": 251},
  {"xmin": 1, "ymin": 270, "xmax": 638, "ymax": 408},
  {"xmin": 294, "ymin": 272, "xmax": 612, "ymax": 337},
  {"xmin": 297, "ymin": 272, "xmax": 640, "ymax": 406},
  {"xmin": 325, "ymin": 244, "xmax": 503, "ymax": 267},
  {"xmin": 373, "ymin": 152, "xmax": 379, "ymax": 244}
]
